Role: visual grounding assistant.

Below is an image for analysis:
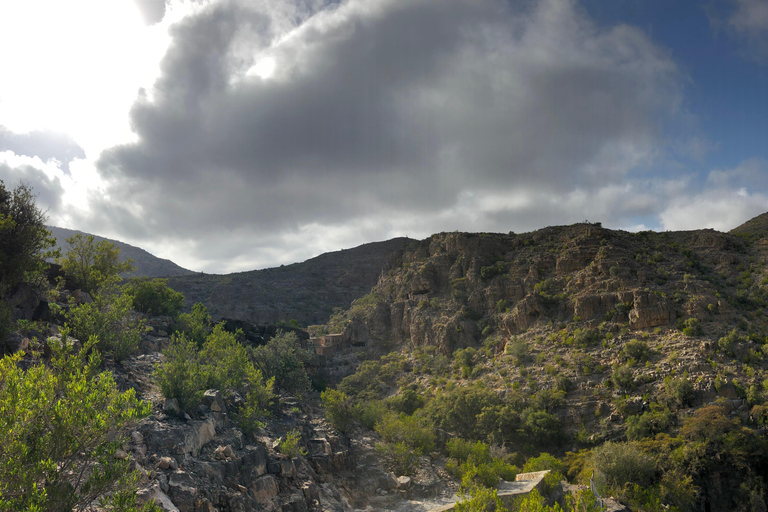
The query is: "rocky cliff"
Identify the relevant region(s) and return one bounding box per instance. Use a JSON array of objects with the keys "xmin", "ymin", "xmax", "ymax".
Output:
[{"xmin": 338, "ymin": 224, "xmax": 759, "ymax": 354}]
